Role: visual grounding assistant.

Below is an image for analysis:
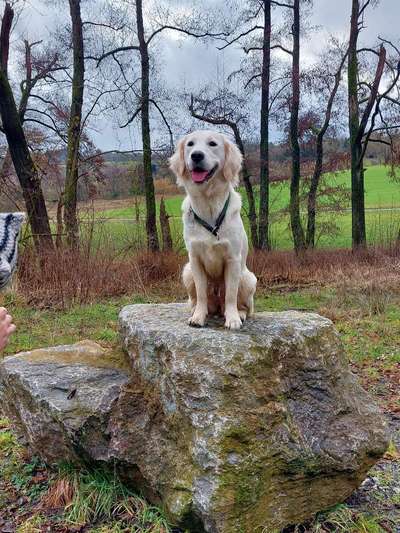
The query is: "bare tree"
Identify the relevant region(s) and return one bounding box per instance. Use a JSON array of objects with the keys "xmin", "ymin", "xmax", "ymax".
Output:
[
  {"xmin": 259, "ymin": 0, "xmax": 272, "ymax": 250},
  {"xmin": 95, "ymin": 1, "xmax": 226, "ymax": 251},
  {"xmin": 346, "ymin": 0, "xmax": 400, "ymax": 248},
  {"xmin": 0, "ymin": 2, "xmax": 53, "ymax": 252},
  {"xmin": 64, "ymin": 0, "xmax": 85, "ymax": 247},
  {"xmin": 218, "ymin": 0, "xmax": 274, "ymax": 249},
  {"xmin": 306, "ymin": 46, "xmax": 348, "ymax": 248},
  {"xmin": 288, "ymin": 0, "xmax": 306, "ymax": 251}
]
